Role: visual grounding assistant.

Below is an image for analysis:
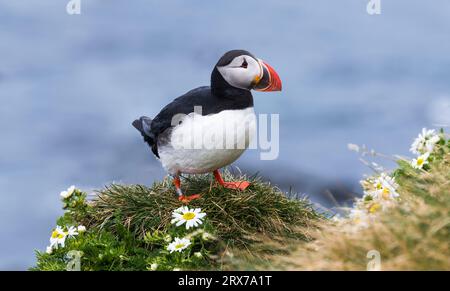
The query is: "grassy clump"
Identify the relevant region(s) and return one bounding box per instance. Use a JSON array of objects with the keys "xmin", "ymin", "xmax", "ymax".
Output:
[
  {"xmin": 33, "ymin": 169, "xmax": 322, "ymax": 271},
  {"xmin": 90, "ymin": 171, "xmax": 320, "ymax": 245},
  {"xmin": 264, "ymin": 133, "xmax": 450, "ymax": 270}
]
